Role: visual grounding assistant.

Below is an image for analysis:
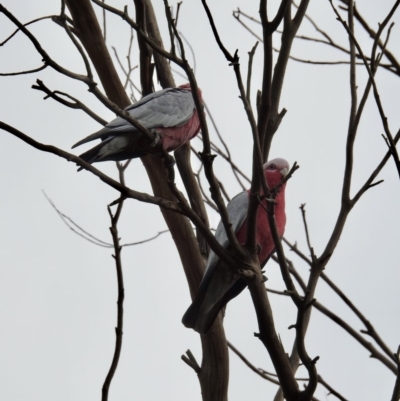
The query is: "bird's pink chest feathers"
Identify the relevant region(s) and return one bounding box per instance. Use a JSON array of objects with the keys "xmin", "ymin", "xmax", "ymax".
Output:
[
  {"xmin": 235, "ymin": 191, "xmax": 286, "ymax": 264},
  {"xmin": 159, "ymin": 111, "xmax": 200, "ymax": 152}
]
